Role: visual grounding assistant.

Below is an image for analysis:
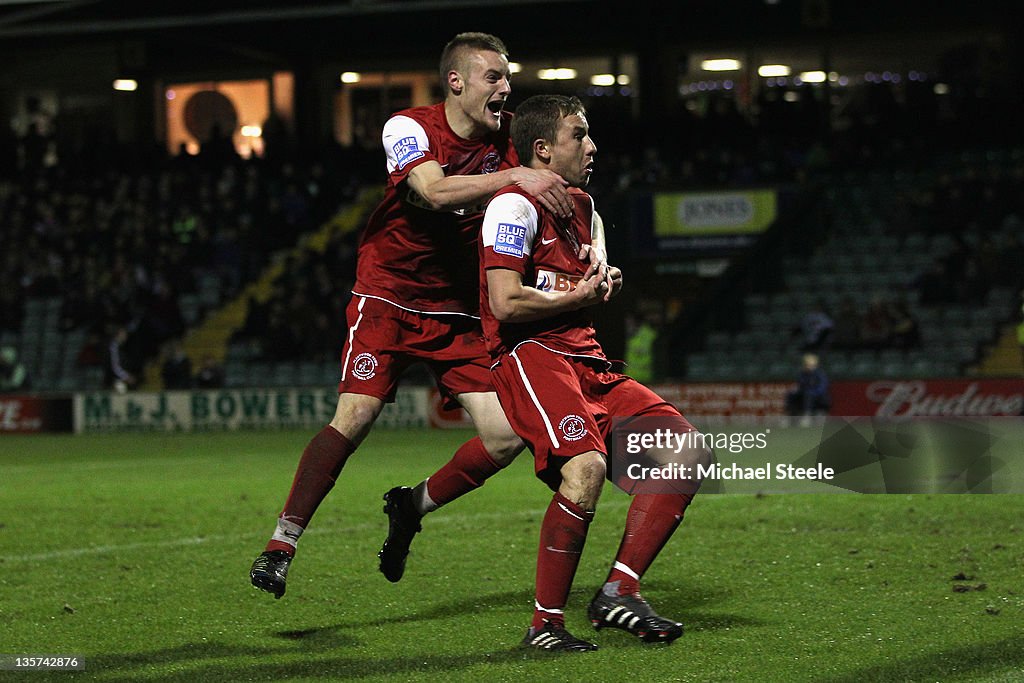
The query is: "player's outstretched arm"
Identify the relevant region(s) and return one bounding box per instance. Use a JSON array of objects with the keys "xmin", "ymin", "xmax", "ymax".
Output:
[
  {"xmin": 487, "ymin": 266, "xmax": 609, "ymax": 323},
  {"xmin": 406, "ymin": 163, "xmax": 572, "ymax": 216}
]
